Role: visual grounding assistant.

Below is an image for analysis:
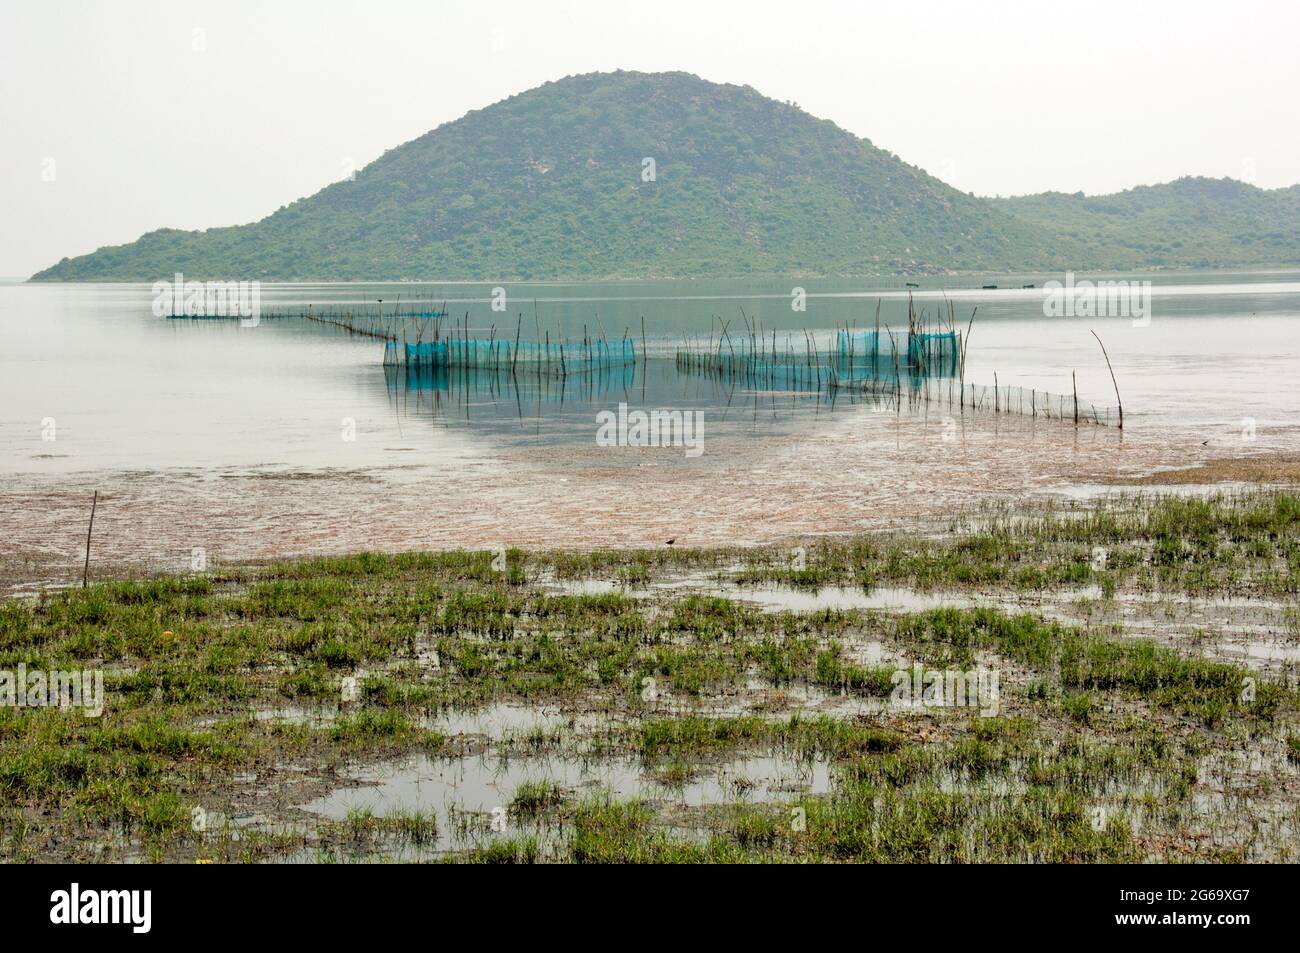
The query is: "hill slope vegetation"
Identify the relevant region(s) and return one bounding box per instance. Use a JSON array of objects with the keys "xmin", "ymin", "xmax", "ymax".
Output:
[{"xmin": 31, "ymin": 72, "xmax": 1300, "ymax": 280}]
